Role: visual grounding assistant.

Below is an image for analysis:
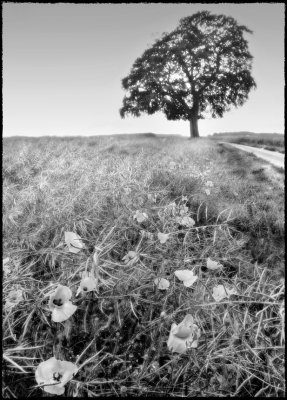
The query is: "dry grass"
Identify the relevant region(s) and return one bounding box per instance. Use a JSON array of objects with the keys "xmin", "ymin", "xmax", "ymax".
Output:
[{"xmin": 2, "ymin": 135, "xmax": 285, "ymax": 397}]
